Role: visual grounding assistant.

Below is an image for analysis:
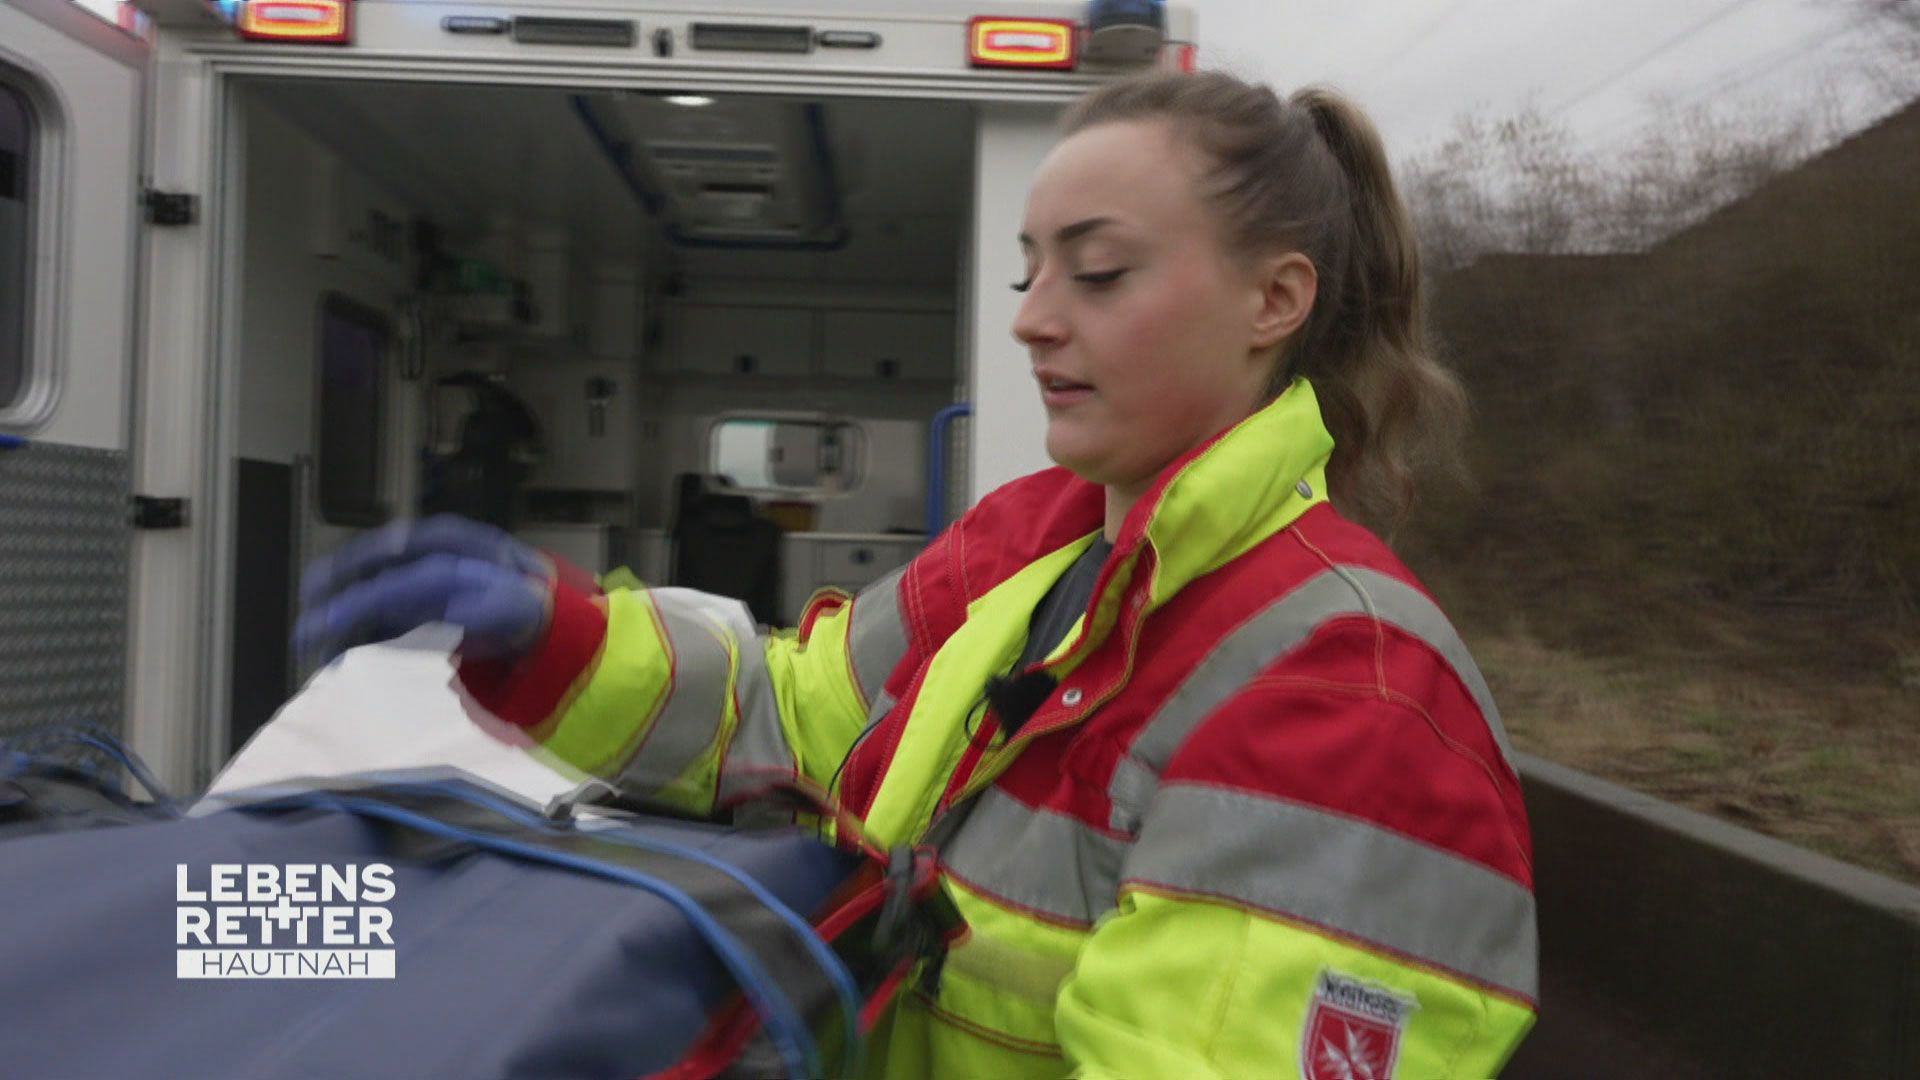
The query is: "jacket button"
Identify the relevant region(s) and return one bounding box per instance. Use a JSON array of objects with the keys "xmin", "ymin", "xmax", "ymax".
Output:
[
  {"xmin": 1062, "ymin": 688, "xmax": 1084, "ymax": 706},
  {"xmin": 1296, "ymin": 480, "xmax": 1314, "ymax": 498}
]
